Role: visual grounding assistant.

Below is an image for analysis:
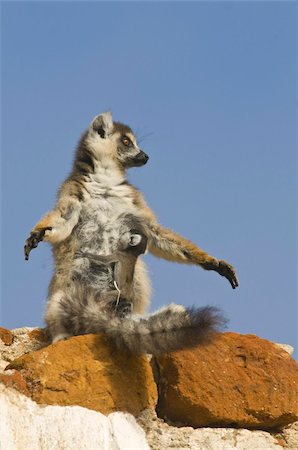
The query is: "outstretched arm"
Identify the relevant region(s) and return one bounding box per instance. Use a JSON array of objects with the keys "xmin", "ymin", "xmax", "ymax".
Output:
[
  {"xmin": 24, "ymin": 195, "xmax": 81, "ymax": 260},
  {"xmin": 132, "ymin": 191, "xmax": 238, "ymax": 289},
  {"xmin": 146, "ymin": 223, "xmax": 238, "ymax": 288}
]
